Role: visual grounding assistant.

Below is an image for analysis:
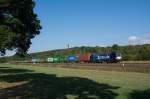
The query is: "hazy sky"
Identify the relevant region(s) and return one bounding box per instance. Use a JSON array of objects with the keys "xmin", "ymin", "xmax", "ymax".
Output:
[{"xmin": 6, "ymin": 0, "xmax": 150, "ymax": 55}]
